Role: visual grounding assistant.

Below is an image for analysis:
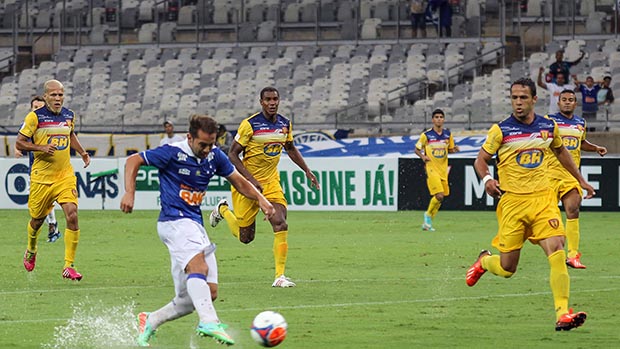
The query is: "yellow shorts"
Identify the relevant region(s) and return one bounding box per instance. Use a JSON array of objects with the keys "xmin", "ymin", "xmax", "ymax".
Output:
[
  {"xmin": 29, "ymin": 175, "xmax": 77, "ymax": 219},
  {"xmin": 491, "ymin": 190, "xmax": 564, "ymax": 253},
  {"xmin": 231, "ymin": 179, "xmax": 287, "ymax": 227},
  {"xmin": 426, "ymin": 169, "xmax": 449, "ymax": 196},
  {"xmin": 550, "ymin": 176, "xmax": 582, "ymax": 201}
]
